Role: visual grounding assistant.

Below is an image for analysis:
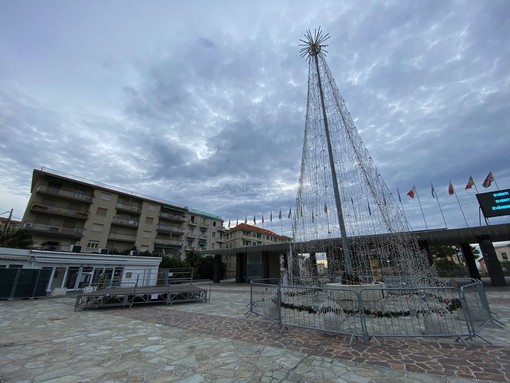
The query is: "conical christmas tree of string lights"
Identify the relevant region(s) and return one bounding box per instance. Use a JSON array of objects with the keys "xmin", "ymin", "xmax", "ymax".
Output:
[{"xmin": 287, "ymin": 28, "xmax": 437, "ymax": 286}]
